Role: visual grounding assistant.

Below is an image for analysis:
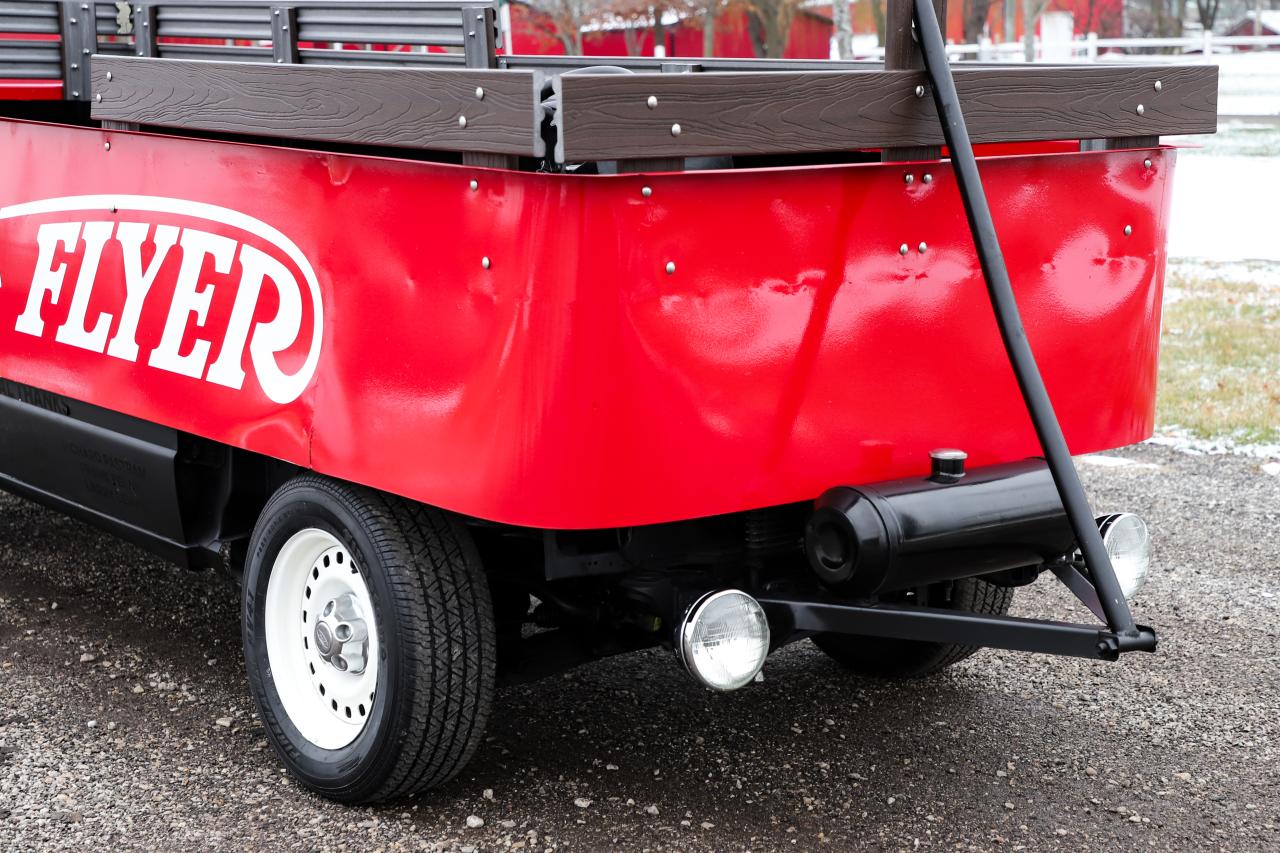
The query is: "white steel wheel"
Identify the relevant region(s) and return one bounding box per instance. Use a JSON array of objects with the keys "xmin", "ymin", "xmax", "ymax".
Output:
[
  {"xmin": 264, "ymin": 528, "xmax": 379, "ymax": 749},
  {"xmin": 242, "ymin": 474, "xmax": 496, "ymax": 803}
]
